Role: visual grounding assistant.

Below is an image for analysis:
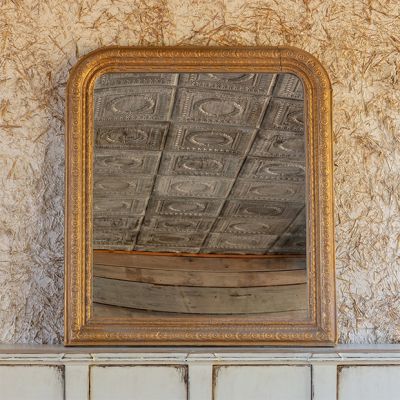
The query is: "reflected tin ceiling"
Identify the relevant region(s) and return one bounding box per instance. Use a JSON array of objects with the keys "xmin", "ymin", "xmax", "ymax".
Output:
[{"xmin": 93, "ymin": 72, "xmax": 306, "ymax": 254}]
